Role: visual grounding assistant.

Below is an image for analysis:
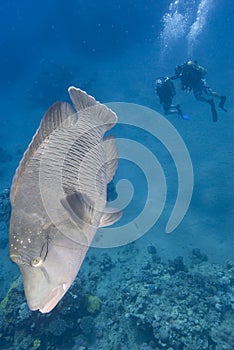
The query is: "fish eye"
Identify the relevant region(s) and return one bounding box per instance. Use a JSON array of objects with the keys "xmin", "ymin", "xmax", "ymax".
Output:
[{"xmin": 31, "ymin": 257, "xmax": 43, "ymax": 267}]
